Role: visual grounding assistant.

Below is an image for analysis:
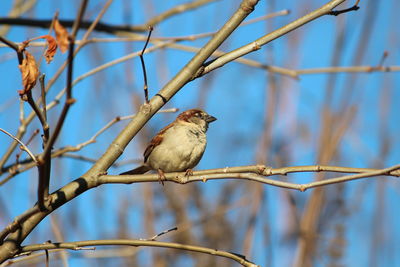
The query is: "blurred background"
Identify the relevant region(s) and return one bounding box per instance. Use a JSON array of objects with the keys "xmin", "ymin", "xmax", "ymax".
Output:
[{"xmin": 0, "ymin": 0, "xmax": 399, "ymax": 266}]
